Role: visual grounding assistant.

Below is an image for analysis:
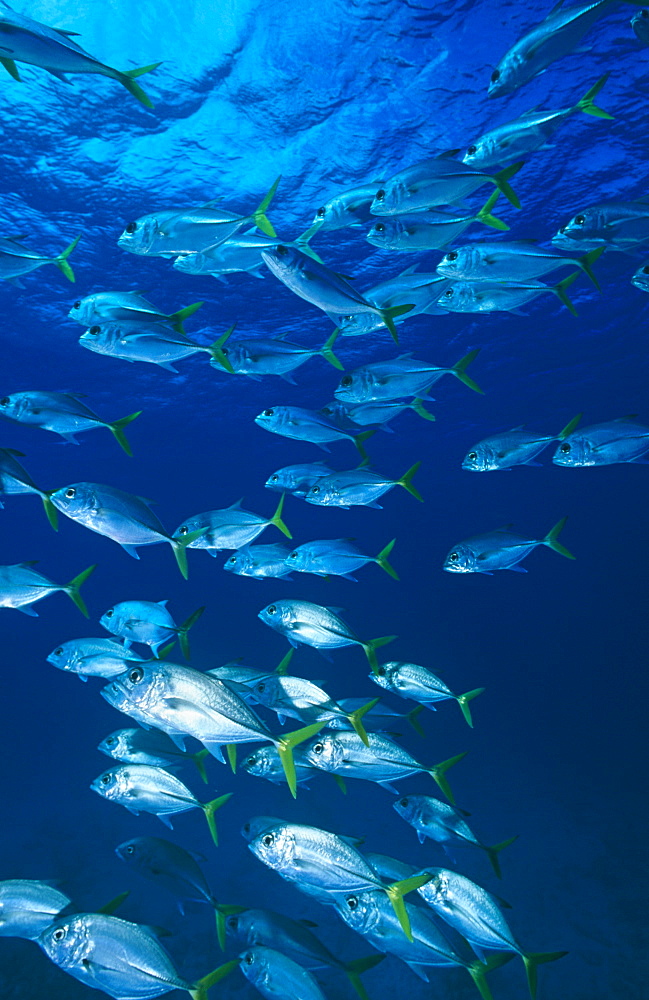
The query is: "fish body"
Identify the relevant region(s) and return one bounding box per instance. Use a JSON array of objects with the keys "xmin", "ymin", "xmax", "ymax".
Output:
[
  {"xmin": 227, "ymin": 908, "xmax": 344, "ymax": 972},
  {"xmin": 172, "ymin": 496, "xmax": 290, "ymax": 555},
  {"xmin": 224, "ymin": 543, "xmax": 294, "ymax": 580},
  {"xmin": 552, "ymin": 417, "xmax": 649, "ymax": 465},
  {"xmin": 239, "ymin": 946, "xmax": 327, "ymax": 1000},
  {"xmin": 329, "ymin": 271, "xmax": 450, "ymax": 337},
  {"xmin": 0, "ymin": 880, "xmax": 71, "ymax": 939},
  {"xmin": 345, "ymin": 399, "xmax": 434, "ymax": 427},
  {"xmin": 370, "ymin": 661, "xmax": 483, "ymax": 727},
  {"xmin": 369, "ymin": 156, "xmax": 517, "ymax": 213},
  {"xmin": 462, "ymin": 414, "xmax": 582, "ymax": 471},
  {"xmin": 91, "ymin": 764, "xmax": 205, "ymax": 823},
  {"xmin": 241, "ymin": 745, "xmax": 315, "ymax": 786},
  {"xmin": 437, "ymin": 278, "xmax": 573, "ymax": 315},
  {"xmin": 173, "ymin": 224, "xmax": 320, "ymax": 278},
  {"xmin": 115, "ymin": 836, "xmax": 216, "ymax": 909},
  {"xmin": 632, "ymin": 8, "xmax": 649, "ymax": 42},
  {"xmin": 367, "ymin": 197, "xmax": 507, "ymax": 251},
  {"xmin": 265, "ymin": 463, "xmax": 332, "ymax": 496},
  {"xmin": 255, "ymin": 405, "xmax": 373, "ymax": 453},
  {"xmin": 285, "ymin": 537, "xmax": 396, "ymax": 580},
  {"xmin": 79, "ymin": 323, "xmax": 209, "ymax": 372},
  {"xmin": 98, "ymin": 727, "xmax": 205, "ymax": 770},
  {"xmin": 437, "ymin": 241, "xmax": 600, "ymax": 283},
  {"xmin": 443, "ymin": 517, "xmax": 575, "ymax": 574},
  {"xmin": 248, "ymin": 673, "xmax": 351, "ymax": 727},
  {"xmin": 68, "ymin": 291, "xmax": 201, "ymax": 329},
  {"xmin": 631, "ymin": 262, "xmax": 649, "ymax": 292},
  {"xmin": 313, "ymin": 183, "xmax": 385, "ymax": 231},
  {"xmin": 552, "ymin": 200, "xmax": 649, "ymax": 251},
  {"xmin": 47, "ymin": 637, "xmax": 144, "ymax": 680},
  {"xmin": 0, "ymin": 234, "xmax": 79, "ymax": 282},
  {"xmin": 0, "ymin": 561, "xmax": 93, "ymax": 617},
  {"xmin": 329, "ymin": 698, "xmax": 424, "ymax": 735},
  {"xmin": 213, "ymin": 333, "xmax": 341, "ymax": 380},
  {"xmin": 488, "ymin": 0, "xmax": 616, "ymax": 98},
  {"xmin": 303, "ymin": 465, "xmax": 420, "ymax": 508},
  {"xmin": 100, "ymin": 599, "xmax": 202, "ymax": 657},
  {"xmin": 0, "ymin": 391, "xmax": 139, "ymax": 451},
  {"xmin": 0, "ymin": 448, "xmax": 55, "ymax": 526},
  {"xmin": 334, "ymin": 350, "xmax": 481, "ymax": 403}
]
